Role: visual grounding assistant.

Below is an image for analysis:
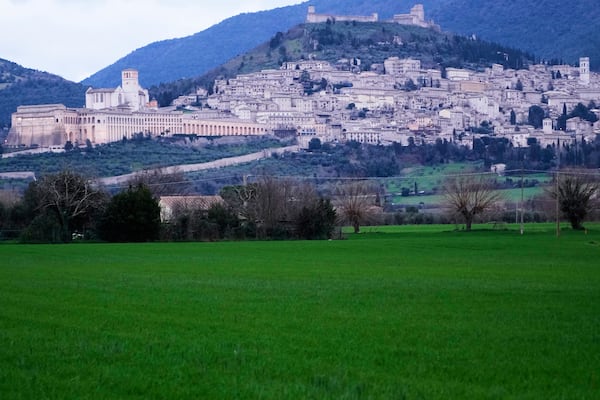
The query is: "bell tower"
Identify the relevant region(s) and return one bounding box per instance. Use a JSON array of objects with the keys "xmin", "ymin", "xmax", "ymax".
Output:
[
  {"xmin": 122, "ymin": 69, "xmax": 140, "ymax": 92},
  {"xmin": 579, "ymin": 57, "xmax": 590, "ymax": 85}
]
